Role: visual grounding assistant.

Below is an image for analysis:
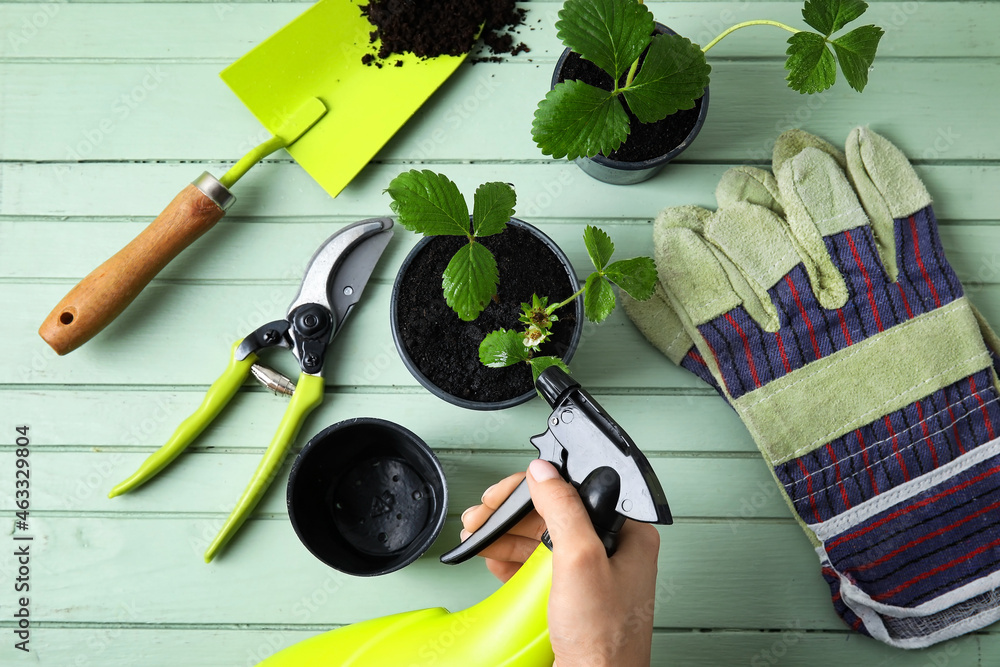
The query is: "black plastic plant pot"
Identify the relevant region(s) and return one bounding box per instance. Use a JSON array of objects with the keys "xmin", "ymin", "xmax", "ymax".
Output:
[
  {"xmin": 287, "ymin": 418, "xmax": 448, "ymax": 576},
  {"xmin": 391, "ymin": 218, "xmax": 584, "ymax": 411},
  {"xmin": 552, "ymin": 23, "xmax": 710, "ymax": 186}
]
